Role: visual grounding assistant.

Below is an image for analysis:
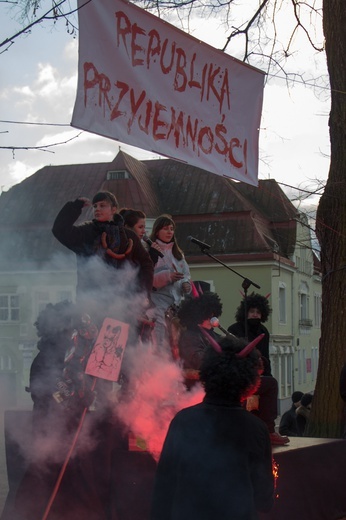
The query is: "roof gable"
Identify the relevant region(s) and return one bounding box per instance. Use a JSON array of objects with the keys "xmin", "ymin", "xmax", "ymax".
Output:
[{"xmin": 0, "ymin": 151, "xmax": 299, "ymax": 268}]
